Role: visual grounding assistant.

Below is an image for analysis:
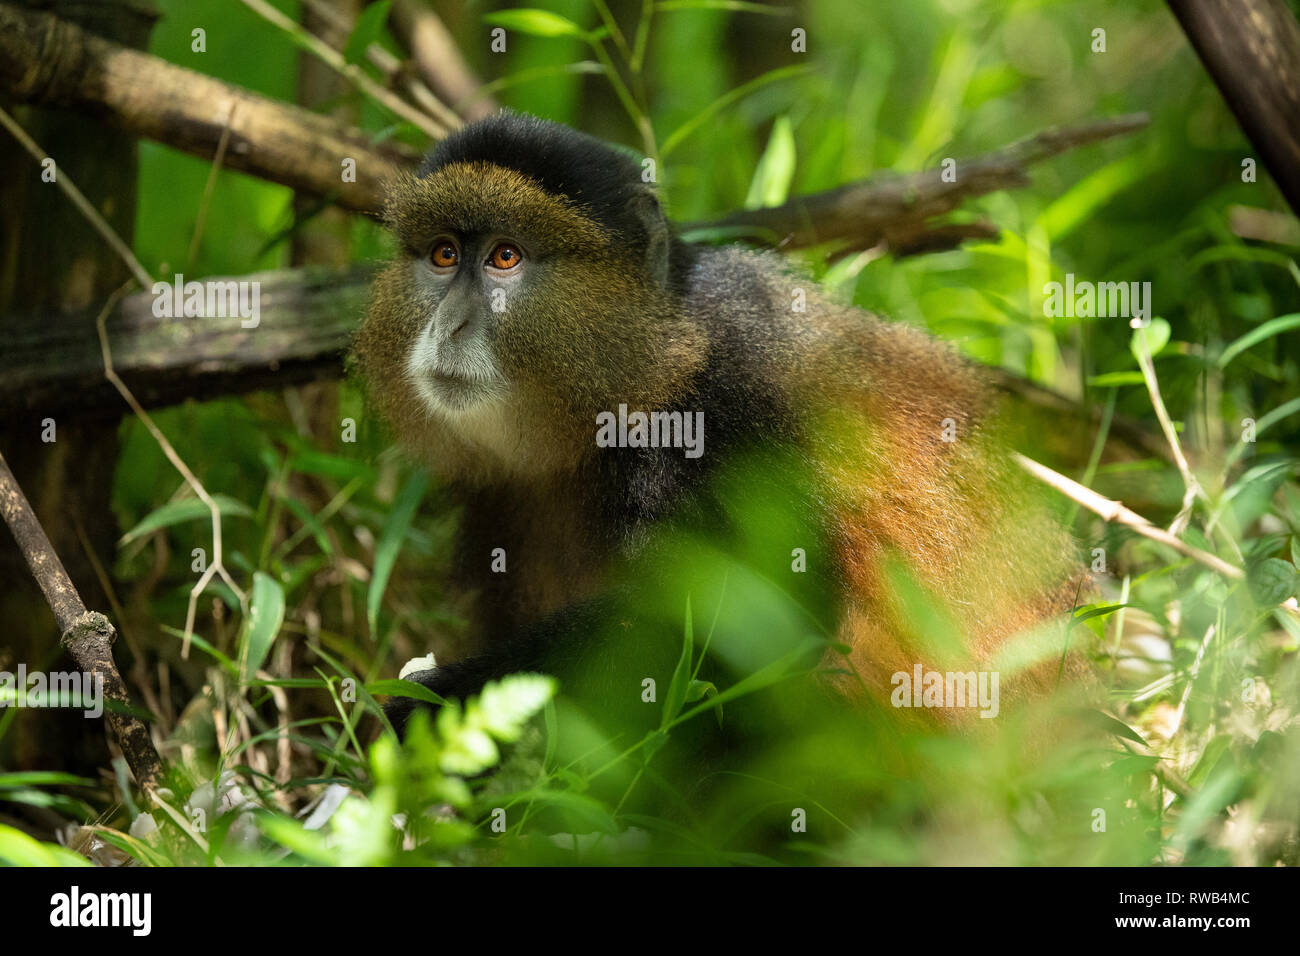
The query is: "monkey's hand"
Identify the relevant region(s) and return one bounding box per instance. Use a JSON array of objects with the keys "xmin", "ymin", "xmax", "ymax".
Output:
[
  {"xmin": 384, "ymin": 646, "xmax": 546, "ymax": 737},
  {"xmin": 383, "ymin": 598, "xmax": 616, "ymax": 737}
]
